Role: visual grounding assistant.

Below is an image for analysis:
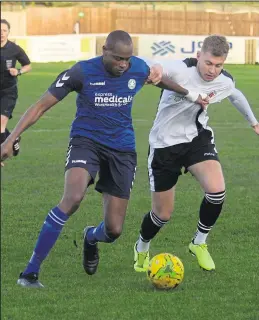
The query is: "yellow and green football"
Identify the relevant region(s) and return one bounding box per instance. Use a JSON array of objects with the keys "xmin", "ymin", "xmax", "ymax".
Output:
[{"xmin": 147, "ymin": 253, "xmax": 184, "ymax": 290}]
